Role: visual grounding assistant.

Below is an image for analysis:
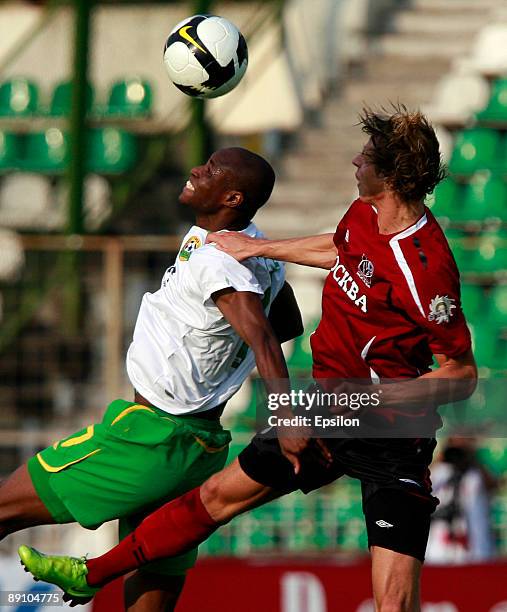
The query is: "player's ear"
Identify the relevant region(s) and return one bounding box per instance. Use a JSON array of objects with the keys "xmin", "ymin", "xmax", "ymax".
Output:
[{"xmin": 223, "ymin": 190, "xmax": 244, "ymax": 209}]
